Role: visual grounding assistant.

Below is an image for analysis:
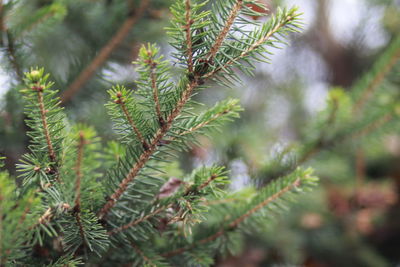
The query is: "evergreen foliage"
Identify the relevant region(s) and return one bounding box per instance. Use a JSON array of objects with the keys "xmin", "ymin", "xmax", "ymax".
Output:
[
  {"xmin": 0, "ymin": 0, "xmax": 321, "ymax": 265},
  {"xmin": 2, "ymin": 0, "xmax": 399, "ymax": 266}
]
